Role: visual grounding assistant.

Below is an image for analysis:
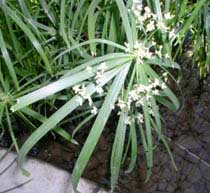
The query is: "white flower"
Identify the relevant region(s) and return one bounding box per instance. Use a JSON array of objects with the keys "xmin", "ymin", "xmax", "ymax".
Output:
[
  {"xmin": 133, "ymin": 41, "xmax": 153, "ymax": 63},
  {"xmin": 144, "ymin": 6, "xmax": 151, "ymax": 13},
  {"xmin": 135, "ymin": 98, "xmax": 144, "ymax": 107},
  {"xmin": 161, "ymin": 82, "xmax": 167, "ymax": 89},
  {"xmin": 124, "ymin": 42, "xmax": 132, "ymax": 53},
  {"xmin": 125, "ymin": 116, "xmax": 131, "ymax": 125},
  {"xmin": 145, "ymin": 84, "xmax": 153, "ymax": 92},
  {"xmin": 73, "ymin": 84, "xmax": 93, "ymax": 106},
  {"xmin": 169, "ymin": 28, "xmax": 176, "ymax": 40},
  {"xmin": 157, "ymin": 21, "xmax": 168, "ymax": 32},
  {"xmin": 144, "ymin": 6, "xmax": 152, "ymax": 19},
  {"xmin": 95, "ymin": 62, "xmax": 107, "ymax": 84},
  {"xmin": 96, "ymin": 86, "xmax": 104, "ymax": 95},
  {"xmin": 91, "ymin": 106, "xmax": 98, "ymax": 115},
  {"xmin": 78, "ymin": 84, "xmax": 87, "ymax": 97},
  {"xmin": 135, "ymin": 84, "xmax": 145, "ymax": 93},
  {"xmin": 136, "ymin": 4, "xmax": 143, "ymax": 11},
  {"xmin": 132, "ymin": 1, "xmax": 150, "ymax": 25},
  {"xmin": 156, "ymin": 45, "xmax": 163, "ymax": 57},
  {"xmin": 76, "ymin": 97, "xmax": 83, "ymax": 106},
  {"xmin": 72, "ymin": 84, "xmax": 81, "ymax": 94},
  {"xmin": 163, "ymin": 72, "xmax": 168, "ymax": 77},
  {"xmin": 164, "ymin": 12, "xmax": 174, "ymax": 20},
  {"xmin": 152, "ymin": 13, "xmax": 157, "ymax": 20},
  {"xmin": 117, "ymin": 99, "xmax": 127, "ymax": 110},
  {"xmin": 153, "ymin": 79, "xmax": 160, "ymax": 87},
  {"xmin": 87, "ymin": 96, "xmax": 93, "ymax": 106},
  {"xmin": 151, "ymin": 41, "xmax": 156, "ymax": 46},
  {"xmin": 165, "ymin": 53, "xmax": 170, "ymax": 58},
  {"xmin": 97, "ymin": 62, "xmax": 107, "ymax": 73},
  {"xmin": 152, "ymin": 89, "xmax": 159, "ymax": 95},
  {"xmin": 128, "ymin": 90, "xmax": 139, "ymax": 101},
  {"xmin": 146, "ymin": 20, "xmax": 155, "ymax": 32},
  {"xmin": 149, "ymin": 108, "xmax": 155, "ymax": 116},
  {"xmin": 95, "ymin": 72, "xmax": 103, "ymax": 84},
  {"xmin": 137, "ymin": 113, "xmax": 144, "ymax": 123},
  {"xmin": 136, "ymin": 15, "xmax": 145, "ymax": 25}
]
